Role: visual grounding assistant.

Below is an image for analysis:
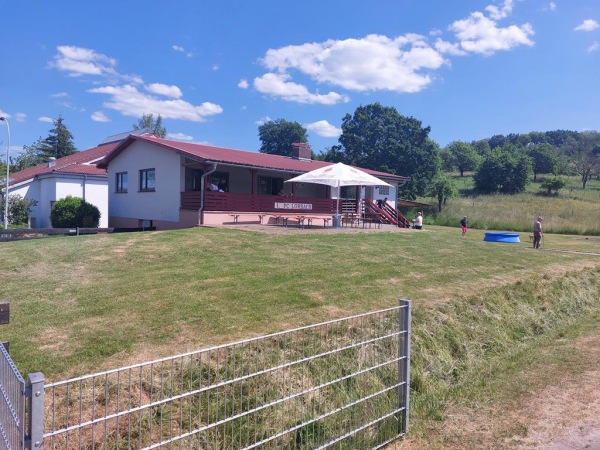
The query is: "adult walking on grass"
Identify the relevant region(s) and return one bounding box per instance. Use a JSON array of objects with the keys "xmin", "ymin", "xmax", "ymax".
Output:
[
  {"xmin": 533, "ymin": 216, "xmax": 543, "ymax": 249},
  {"xmin": 460, "ymin": 216, "xmax": 468, "ymax": 237}
]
